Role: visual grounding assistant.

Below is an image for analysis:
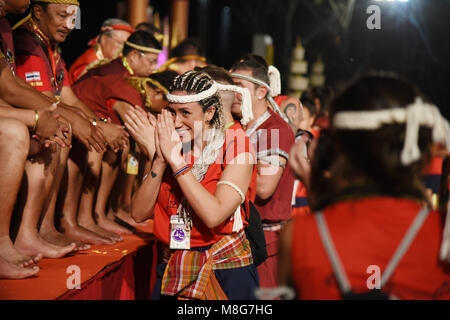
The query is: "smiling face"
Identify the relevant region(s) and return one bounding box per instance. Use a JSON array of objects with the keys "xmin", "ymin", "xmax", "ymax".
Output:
[
  {"xmin": 166, "ymin": 92, "xmax": 216, "ymax": 145},
  {"xmin": 32, "ymin": 3, "xmax": 76, "ymax": 44}
]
